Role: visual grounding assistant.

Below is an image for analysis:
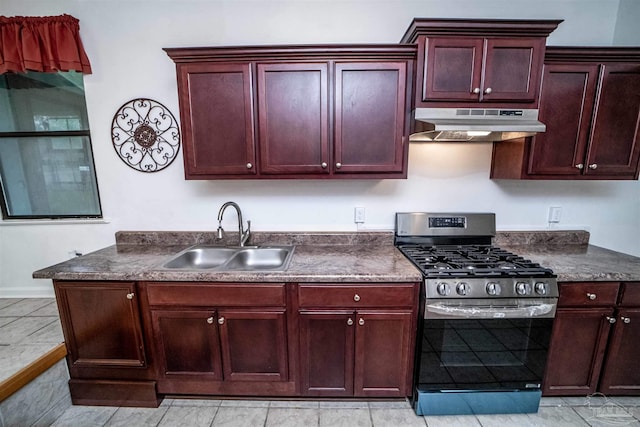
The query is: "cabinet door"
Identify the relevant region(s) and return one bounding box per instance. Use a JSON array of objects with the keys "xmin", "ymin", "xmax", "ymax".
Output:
[
  {"xmin": 543, "ymin": 308, "xmax": 614, "ymax": 396},
  {"xmin": 177, "ymin": 63, "xmax": 257, "ymax": 176},
  {"xmin": 334, "ymin": 62, "xmax": 407, "ymax": 174},
  {"xmin": 422, "ymin": 37, "xmax": 484, "ymax": 102},
  {"xmin": 55, "ymin": 282, "xmax": 146, "ymax": 369},
  {"xmin": 354, "ymin": 311, "xmax": 412, "ymax": 397},
  {"xmin": 482, "ymin": 38, "xmax": 544, "ymax": 103},
  {"xmin": 528, "ymin": 64, "xmax": 600, "ymax": 175},
  {"xmin": 299, "ymin": 311, "xmax": 355, "ymax": 396},
  {"xmin": 586, "ymin": 63, "xmax": 640, "ymax": 178},
  {"xmin": 257, "ymin": 63, "xmax": 329, "ymax": 174},
  {"xmin": 218, "ymin": 309, "xmax": 288, "ymax": 382},
  {"xmin": 151, "ymin": 310, "xmax": 223, "ymax": 384},
  {"xmin": 599, "ymin": 308, "xmax": 640, "ymax": 394}
]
